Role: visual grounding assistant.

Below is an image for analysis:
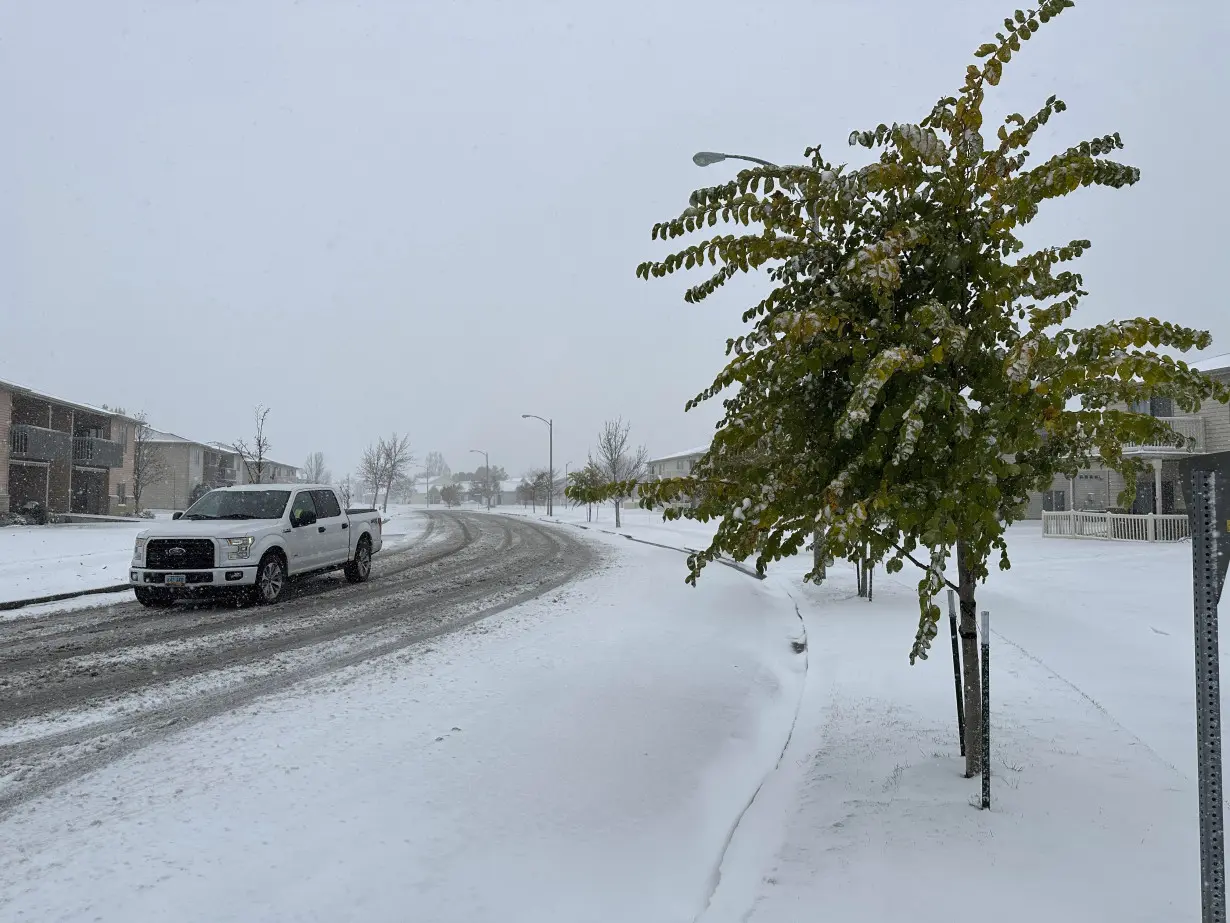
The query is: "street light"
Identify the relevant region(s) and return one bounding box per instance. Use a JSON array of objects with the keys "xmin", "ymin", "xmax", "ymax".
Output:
[
  {"xmin": 692, "ymin": 150, "xmax": 779, "ymax": 169},
  {"xmin": 521, "ymin": 413, "xmax": 553, "ymax": 517},
  {"xmin": 470, "ymin": 448, "xmax": 491, "ymax": 511}
]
